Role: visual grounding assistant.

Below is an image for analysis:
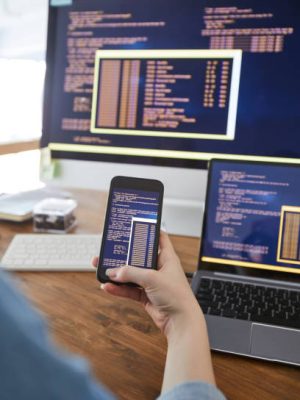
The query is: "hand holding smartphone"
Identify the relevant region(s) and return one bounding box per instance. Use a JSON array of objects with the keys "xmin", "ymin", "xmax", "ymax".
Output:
[{"xmin": 97, "ymin": 176, "xmax": 164, "ymax": 284}]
